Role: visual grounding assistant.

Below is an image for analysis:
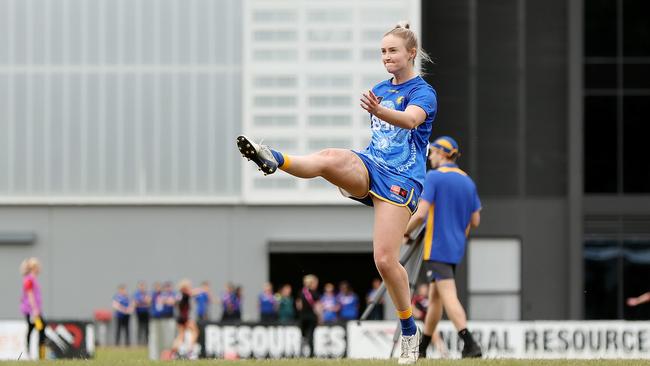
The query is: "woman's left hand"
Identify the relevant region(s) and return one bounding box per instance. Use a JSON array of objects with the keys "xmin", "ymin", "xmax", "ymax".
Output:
[{"xmin": 360, "ymin": 90, "xmax": 382, "ymax": 115}]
